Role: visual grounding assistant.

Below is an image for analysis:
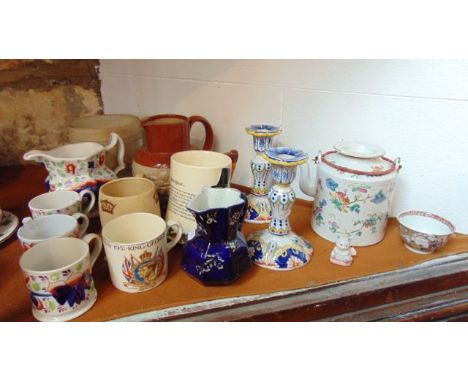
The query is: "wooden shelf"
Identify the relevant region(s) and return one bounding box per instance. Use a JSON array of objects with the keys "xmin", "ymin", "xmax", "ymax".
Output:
[{"xmin": 1, "ymin": 165, "xmax": 468, "ymax": 322}]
